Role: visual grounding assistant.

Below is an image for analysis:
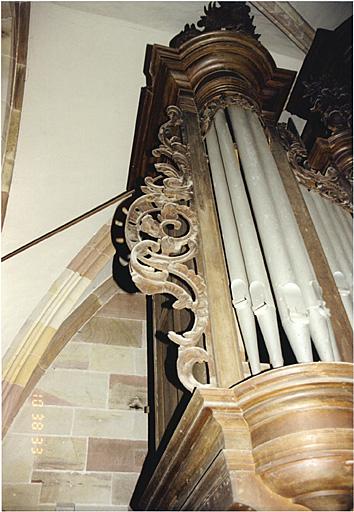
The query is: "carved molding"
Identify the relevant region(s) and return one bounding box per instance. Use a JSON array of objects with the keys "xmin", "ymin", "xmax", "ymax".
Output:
[
  {"xmin": 199, "ymin": 93, "xmax": 261, "ymax": 136},
  {"xmin": 277, "ymin": 123, "xmax": 353, "ymax": 213},
  {"xmin": 132, "ymin": 363, "xmax": 353, "ymax": 511},
  {"xmin": 125, "ymin": 106, "xmax": 214, "ymax": 391},
  {"xmin": 170, "ymin": 1, "xmax": 259, "ymax": 49},
  {"xmin": 303, "ymin": 75, "xmax": 352, "ymax": 133}
]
